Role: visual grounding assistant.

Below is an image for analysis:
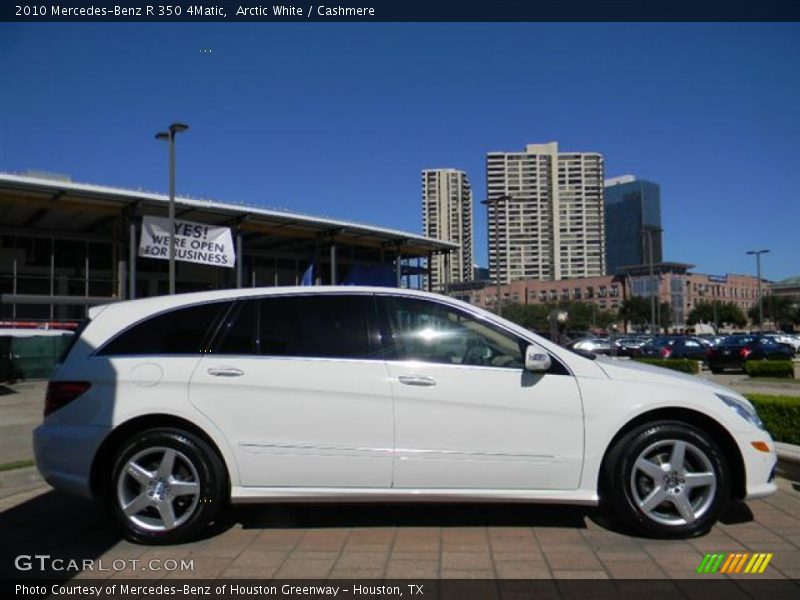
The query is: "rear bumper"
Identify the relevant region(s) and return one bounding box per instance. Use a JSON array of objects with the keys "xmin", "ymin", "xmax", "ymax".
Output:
[{"xmin": 33, "ymin": 422, "xmax": 108, "ymax": 500}]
